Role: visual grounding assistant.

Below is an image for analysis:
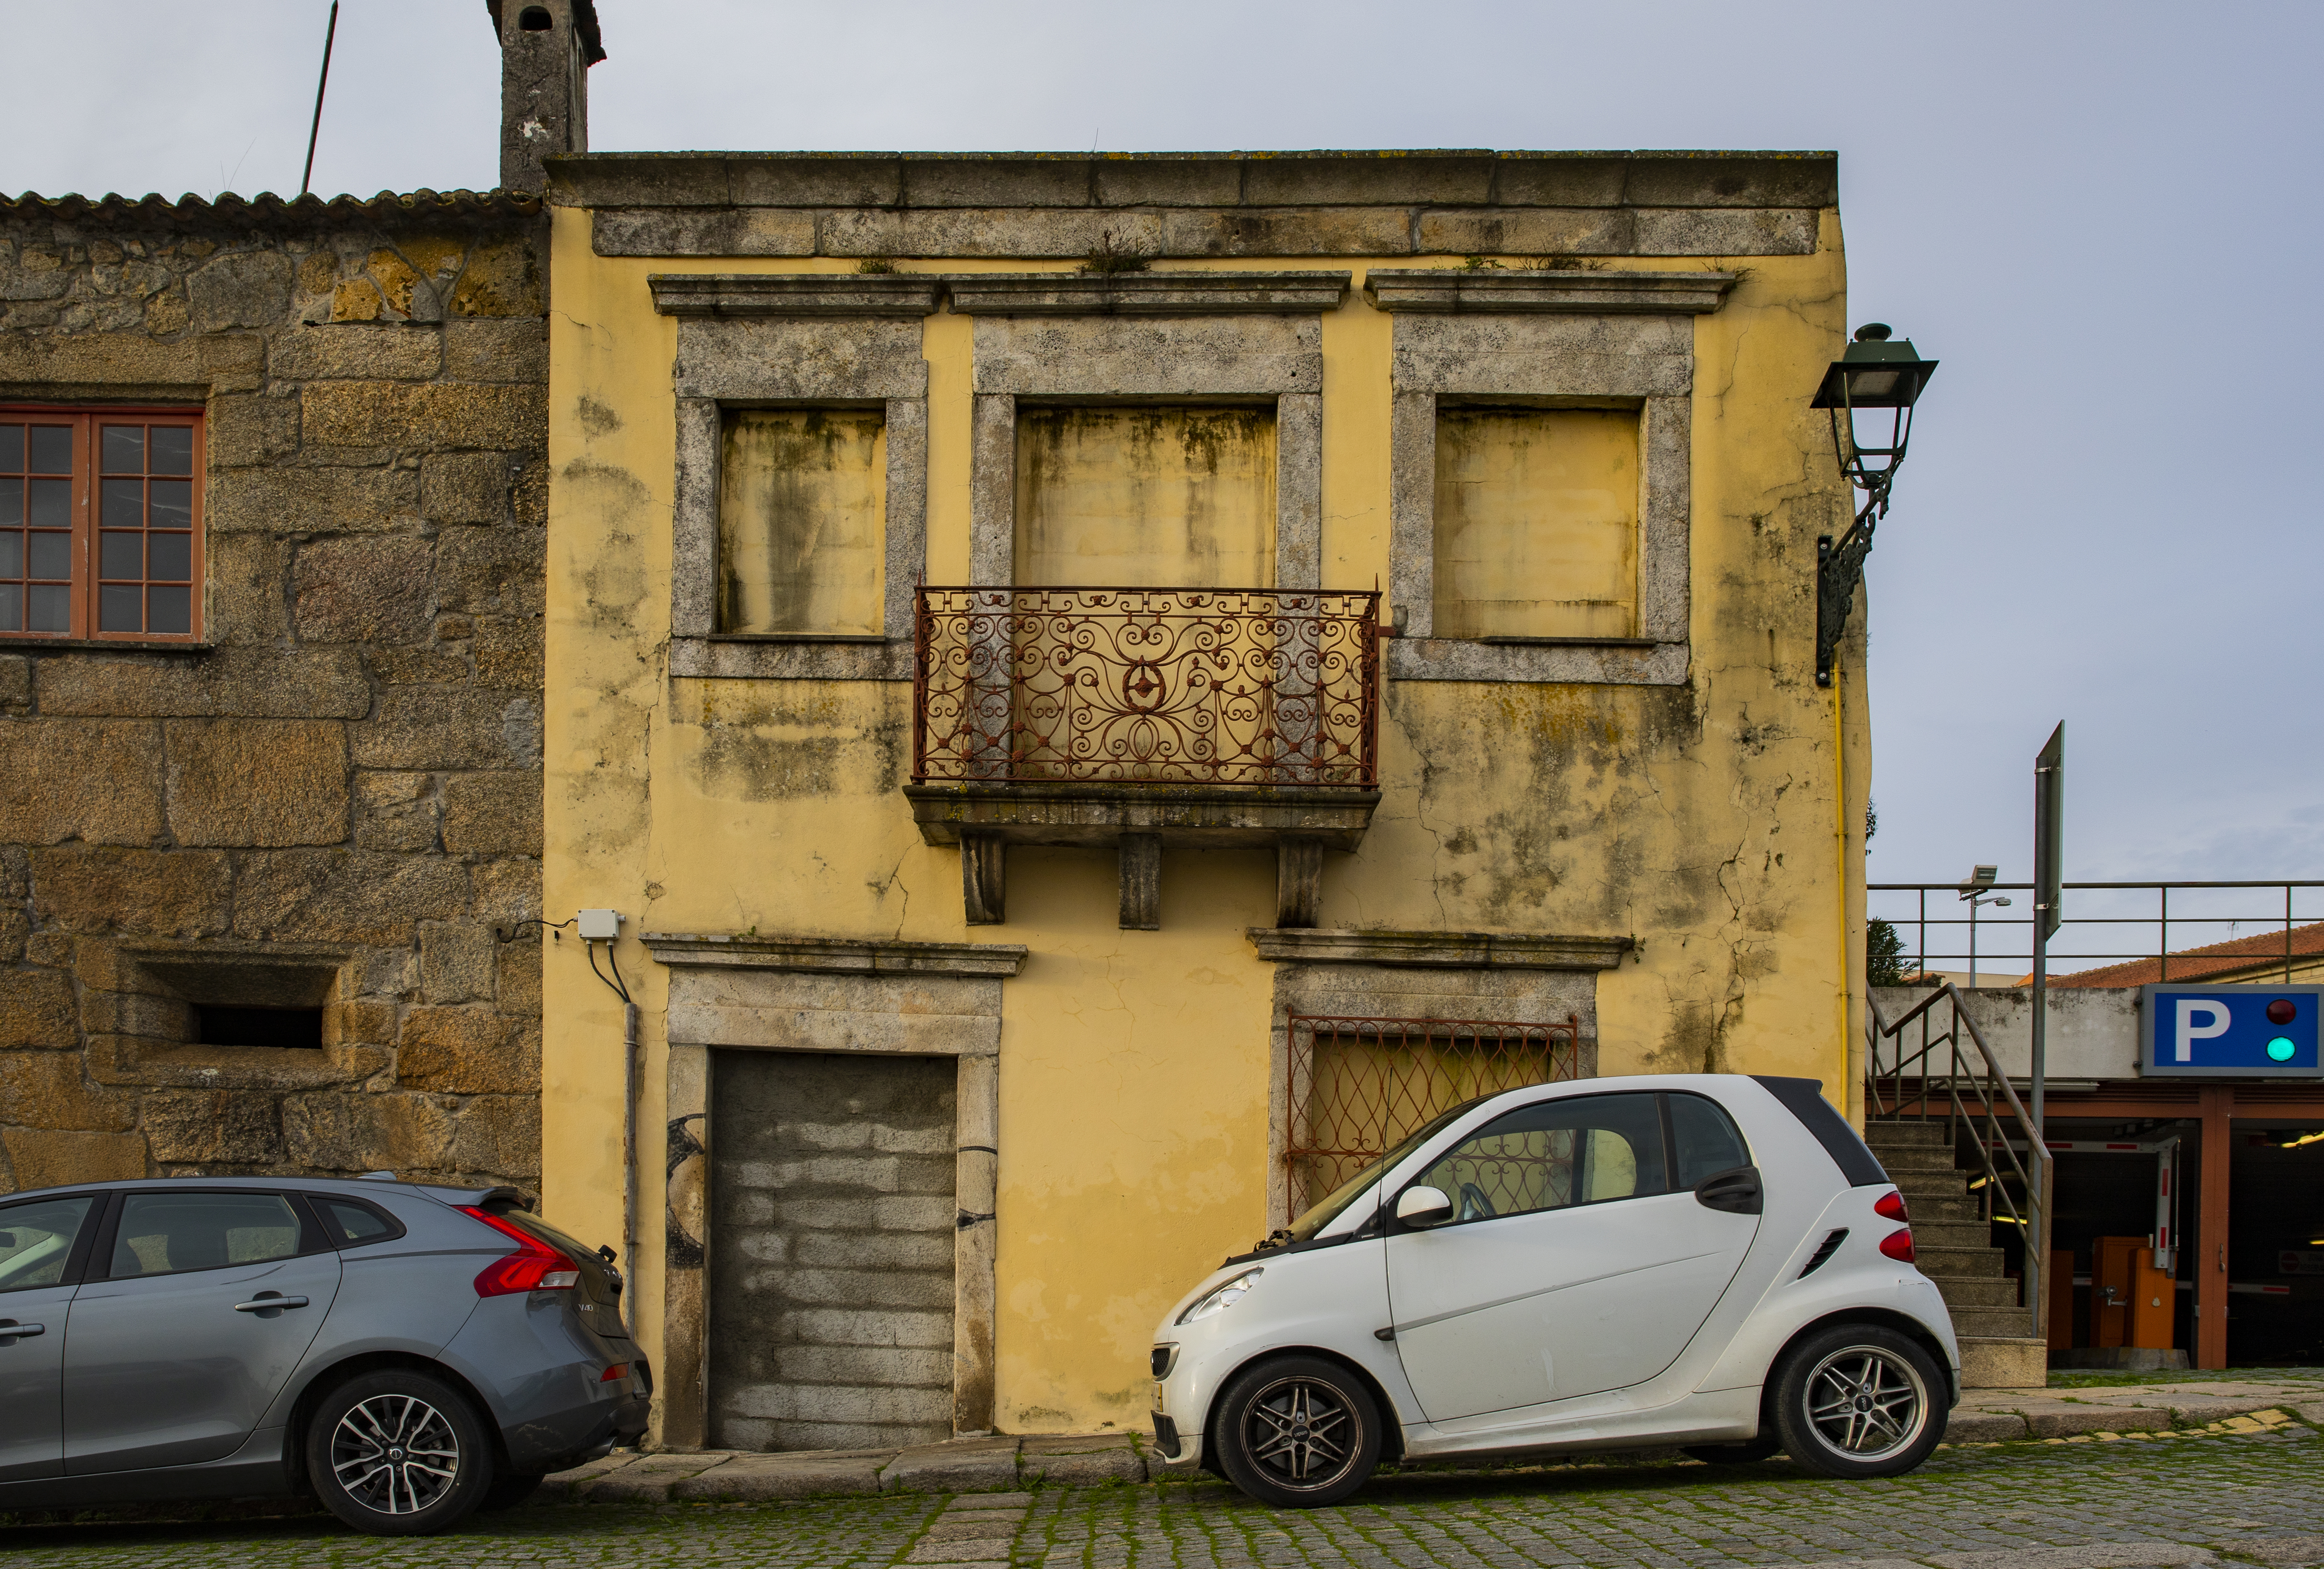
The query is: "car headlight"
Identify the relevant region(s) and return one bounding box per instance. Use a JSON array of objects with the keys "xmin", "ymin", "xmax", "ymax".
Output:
[{"xmin": 1176, "ymin": 1267, "xmax": 1262, "ymax": 1325}]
